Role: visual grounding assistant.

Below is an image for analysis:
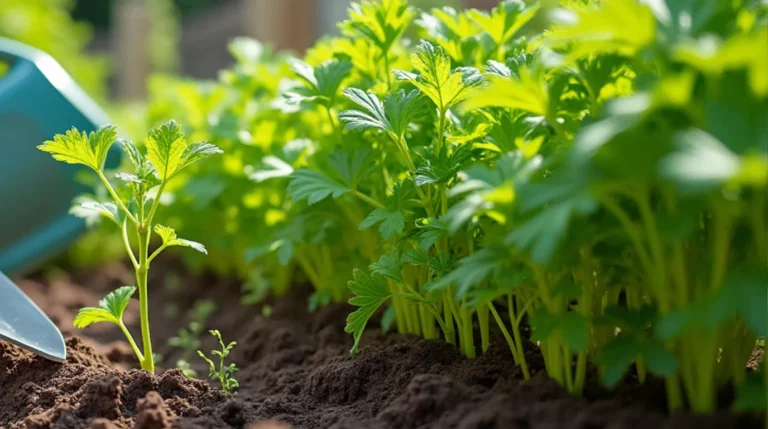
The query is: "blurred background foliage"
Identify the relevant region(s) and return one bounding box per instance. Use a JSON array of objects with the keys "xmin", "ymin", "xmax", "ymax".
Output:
[{"xmin": 0, "ymin": 0, "xmax": 109, "ymax": 100}]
